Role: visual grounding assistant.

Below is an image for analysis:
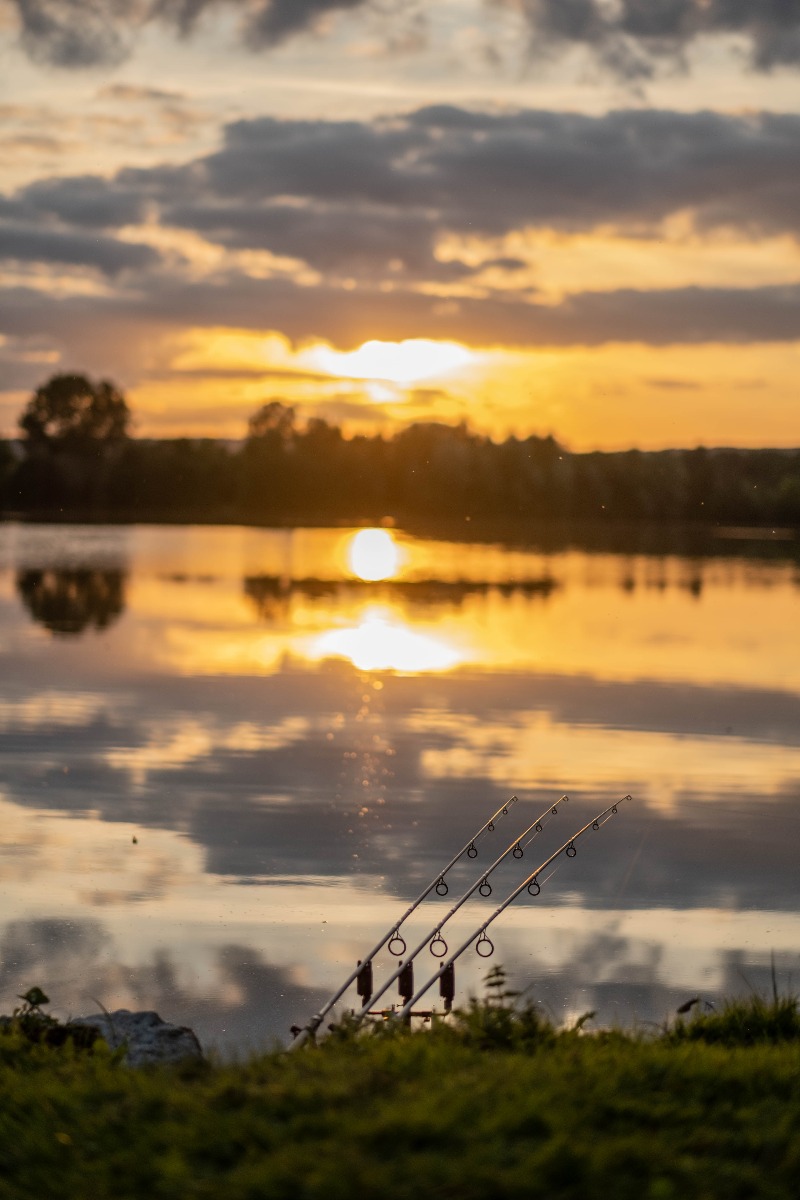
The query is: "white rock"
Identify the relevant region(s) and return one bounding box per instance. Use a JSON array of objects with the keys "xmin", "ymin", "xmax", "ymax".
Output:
[{"xmin": 72, "ymin": 1009, "xmax": 203, "ymax": 1067}]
